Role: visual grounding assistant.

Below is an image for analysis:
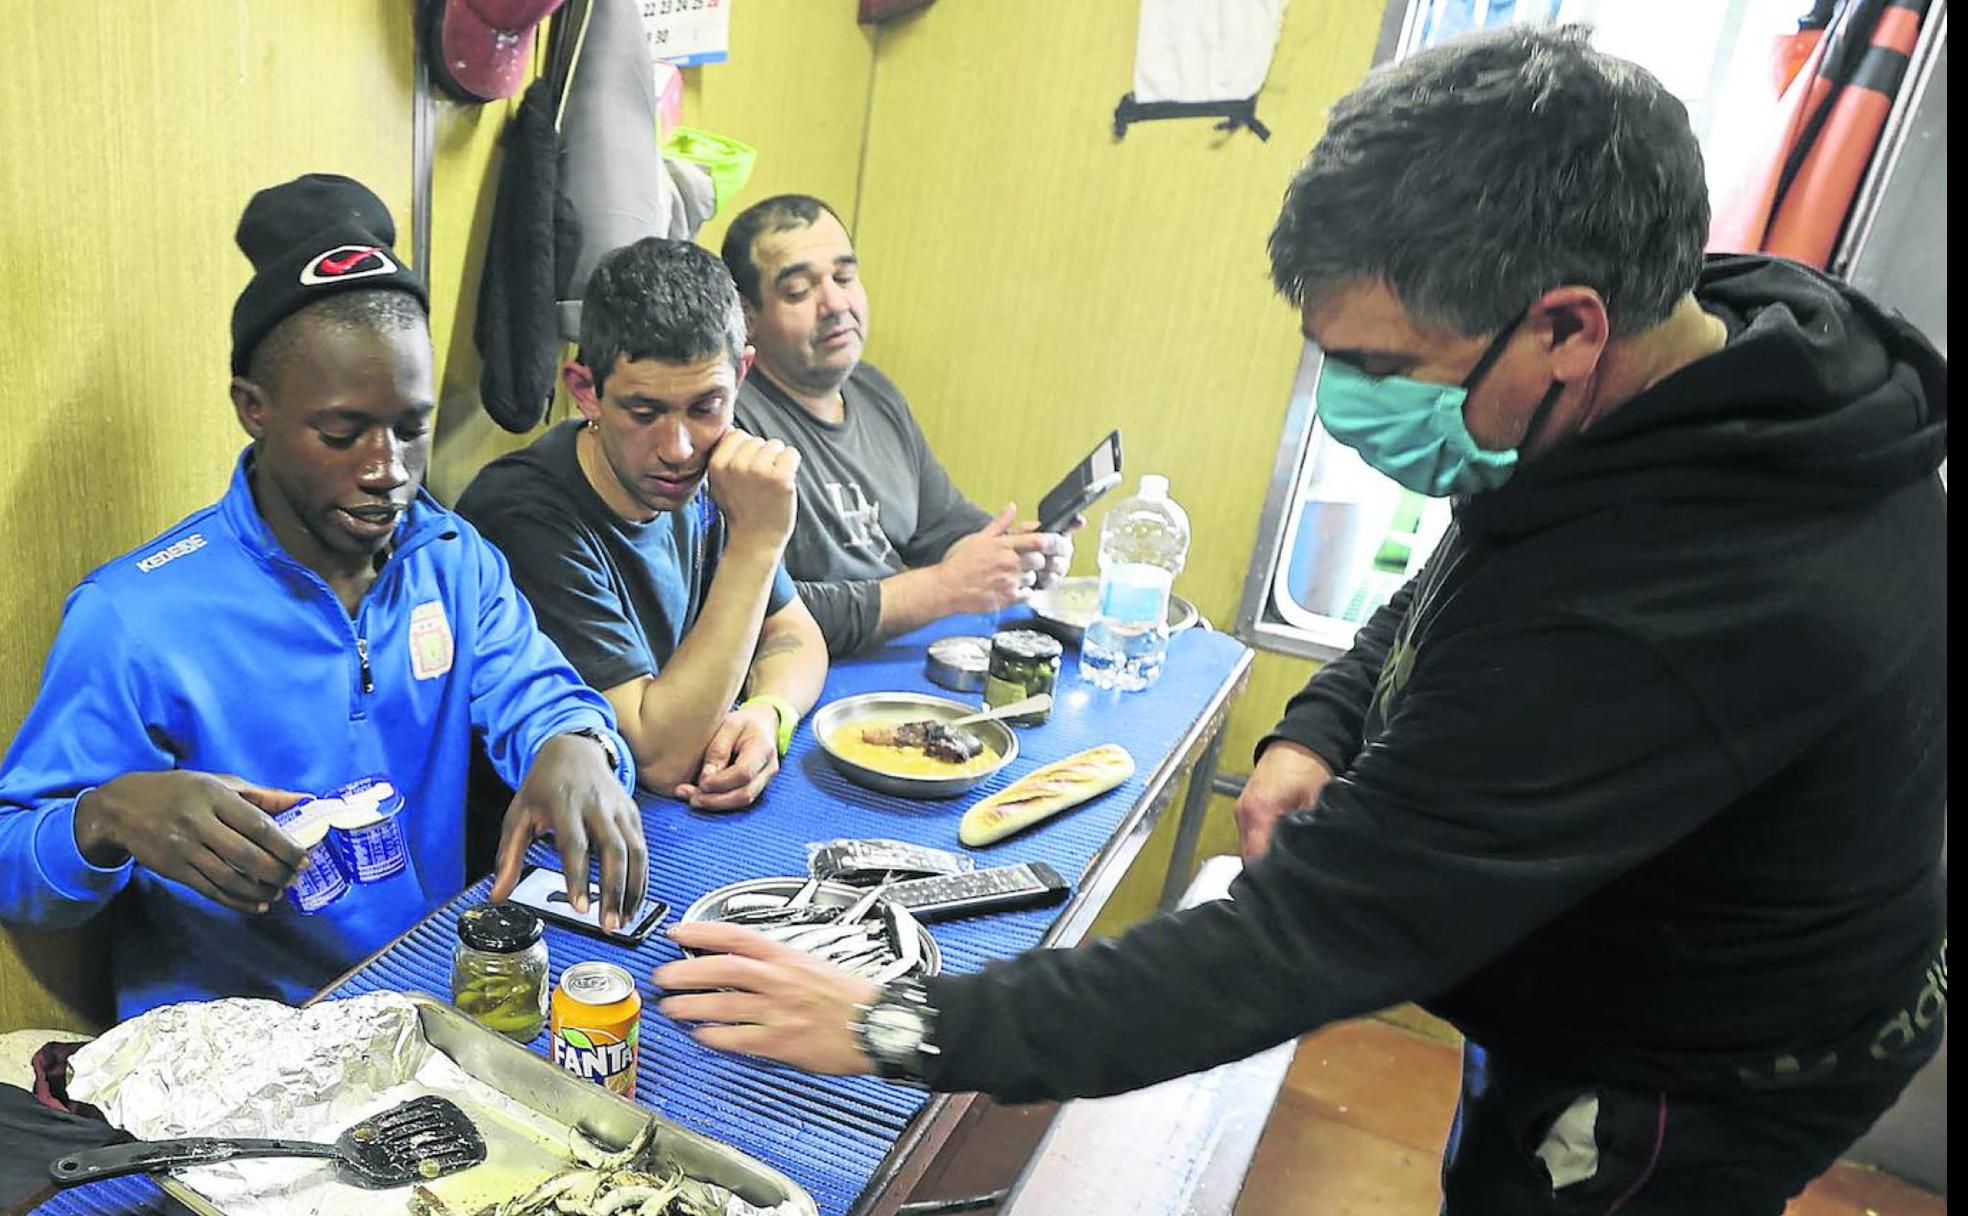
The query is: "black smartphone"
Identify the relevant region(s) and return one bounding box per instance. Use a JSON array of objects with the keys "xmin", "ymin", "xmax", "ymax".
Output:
[
  {"xmin": 1037, "ymin": 430, "xmax": 1123, "ymax": 534},
  {"xmin": 506, "ymin": 865, "xmax": 669, "ymax": 945}
]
